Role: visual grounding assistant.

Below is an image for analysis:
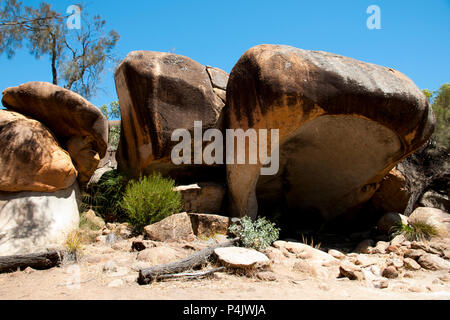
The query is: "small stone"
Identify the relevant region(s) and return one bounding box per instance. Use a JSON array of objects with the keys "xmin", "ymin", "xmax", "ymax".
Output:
[
  {"xmin": 438, "ymin": 274, "xmax": 450, "ymax": 282},
  {"xmin": 355, "ymin": 255, "xmax": 377, "ymax": 267},
  {"xmin": 382, "ymin": 266, "xmax": 399, "ymax": 279},
  {"xmin": 95, "ymin": 235, "xmax": 107, "ymax": 243},
  {"xmin": 256, "ymin": 271, "xmax": 277, "ymax": 281},
  {"xmin": 103, "ymin": 260, "xmax": 118, "ymax": 273},
  {"xmin": 328, "ymin": 249, "xmax": 346, "ymax": 260},
  {"xmin": 387, "ymin": 244, "xmax": 401, "ymax": 254},
  {"xmin": 403, "ymin": 272, "xmax": 414, "ymax": 278},
  {"xmin": 106, "ymin": 233, "xmax": 118, "ymax": 244},
  {"xmin": 354, "ymin": 239, "xmax": 374, "ymax": 254},
  {"xmin": 339, "ymin": 261, "xmax": 362, "ymax": 280},
  {"xmin": 123, "ymin": 275, "xmax": 137, "ymax": 284},
  {"xmin": 370, "ymin": 265, "xmax": 382, "ymax": 277},
  {"xmin": 411, "ymin": 241, "xmax": 429, "ymax": 251},
  {"xmin": 390, "ymin": 234, "xmax": 406, "ymax": 246},
  {"xmin": 107, "ymin": 279, "xmax": 124, "ymax": 288},
  {"xmin": 373, "ymin": 241, "xmax": 390, "ymax": 254},
  {"xmin": 388, "ymin": 257, "xmax": 403, "ymax": 269},
  {"xmin": 402, "ymin": 241, "xmax": 411, "ymax": 248},
  {"xmin": 131, "ymin": 240, "xmax": 146, "ymax": 252},
  {"xmin": 403, "ymin": 258, "xmax": 421, "ymax": 271},
  {"xmin": 373, "ymin": 278, "xmax": 389, "ymax": 289},
  {"xmin": 23, "ymin": 267, "xmax": 35, "ymax": 274},
  {"xmin": 408, "ymin": 285, "xmax": 426, "ymax": 293},
  {"xmin": 404, "ymin": 249, "xmax": 426, "ymax": 260},
  {"xmin": 418, "ymin": 254, "xmax": 450, "ymax": 271}
]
